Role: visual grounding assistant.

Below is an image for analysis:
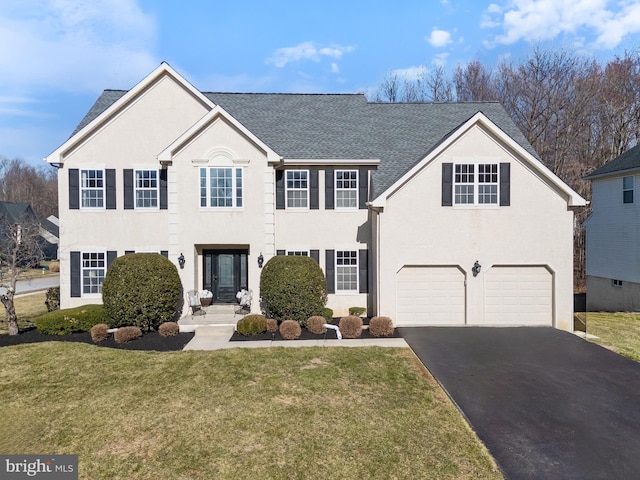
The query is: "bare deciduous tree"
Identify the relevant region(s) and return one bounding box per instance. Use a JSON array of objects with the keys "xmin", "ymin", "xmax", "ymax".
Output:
[{"xmin": 0, "ymin": 157, "xmax": 58, "ymax": 219}]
